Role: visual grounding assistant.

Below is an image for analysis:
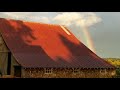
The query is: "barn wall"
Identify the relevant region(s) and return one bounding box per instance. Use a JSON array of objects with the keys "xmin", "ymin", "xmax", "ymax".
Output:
[
  {"xmin": 0, "ymin": 52, "xmax": 8, "ymax": 75},
  {"xmin": 21, "ymin": 68, "xmax": 116, "ymax": 78},
  {"xmin": 0, "ymin": 34, "xmax": 19, "ymax": 76},
  {"xmin": 0, "ymin": 34, "xmax": 9, "ymax": 75}
]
